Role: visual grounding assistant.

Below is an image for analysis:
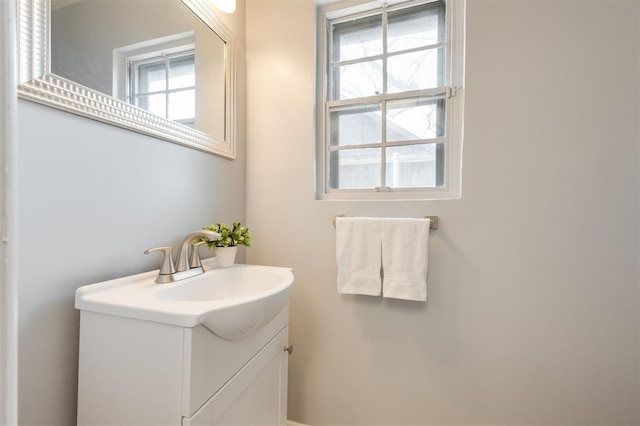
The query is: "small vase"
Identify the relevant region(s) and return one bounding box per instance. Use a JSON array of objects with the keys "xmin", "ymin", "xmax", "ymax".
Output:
[{"xmin": 215, "ymin": 246, "xmax": 238, "ymax": 268}]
